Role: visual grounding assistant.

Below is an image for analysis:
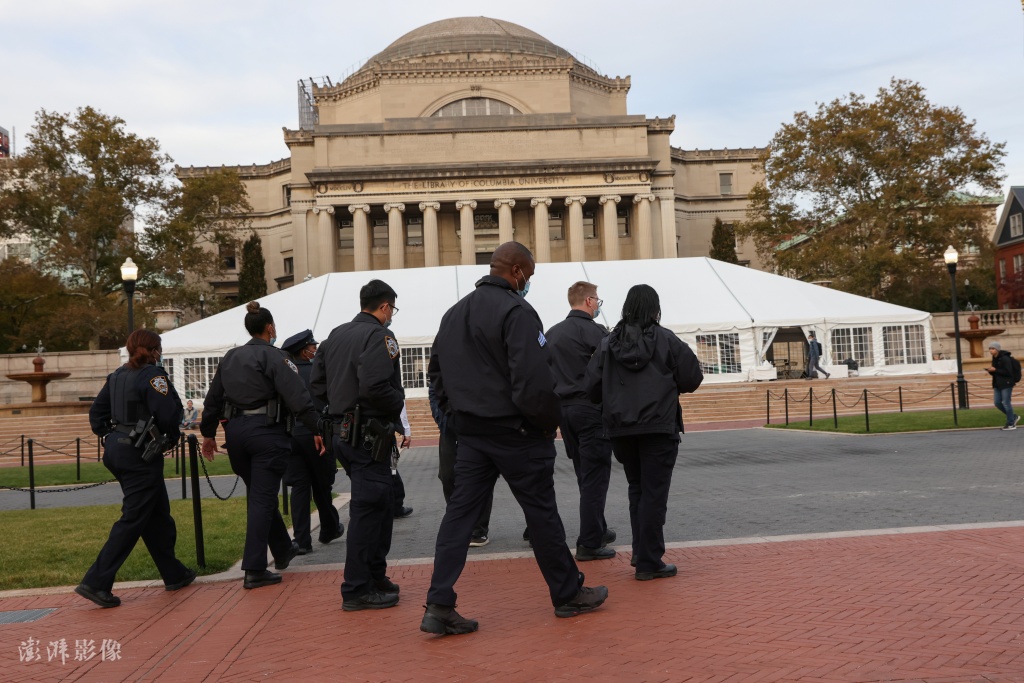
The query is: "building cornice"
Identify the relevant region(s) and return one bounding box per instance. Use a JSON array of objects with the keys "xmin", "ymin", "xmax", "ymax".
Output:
[
  {"xmin": 670, "ymin": 147, "xmax": 765, "ymax": 163},
  {"xmin": 175, "ymin": 158, "xmax": 291, "ymax": 180},
  {"xmin": 310, "ymin": 114, "xmax": 649, "ymax": 138}
]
